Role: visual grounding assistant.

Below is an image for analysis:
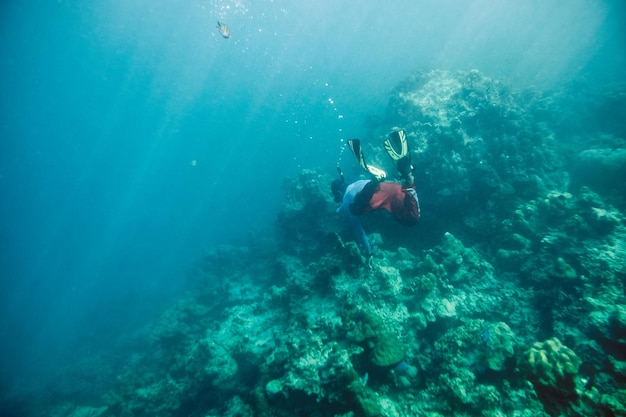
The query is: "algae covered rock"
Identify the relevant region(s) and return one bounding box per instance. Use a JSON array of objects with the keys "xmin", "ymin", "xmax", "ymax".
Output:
[
  {"xmin": 599, "ymin": 389, "xmax": 626, "ymax": 416},
  {"xmin": 345, "ymin": 308, "xmax": 405, "ymax": 368},
  {"xmin": 495, "ymin": 232, "xmax": 533, "ymax": 271},
  {"xmin": 520, "ymin": 337, "xmax": 582, "ymax": 393},
  {"xmin": 549, "ymin": 257, "xmax": 577, "ymax": 281},
  {"xmin": 371, "ymin": 332, "xmax": 405, "ymax": 367},
  {"xmin": 150, "ymin": 299, "xmax": 198, "ymax": 346},
  {"xmin": 484, "ymin": 322, "xmax": 516, "ymax": 371},
  {"xmin": 278, "ymin": 340, "xmax": 362, "ymax": 404},
  {"xmin": 376, "ymin": 69, "xmax": 567, "ymax": 240},
  {"xmin": 276, "ymin": 169, "xmax": 337, "ymax": 258},
  {"xmin": 345, "ymin": 308, "xmax": 385, "ymax": 343},
  {"xmin": 586, "ymin": 298, "xmax": 626, "ymax": 348},
  {"xmin": 437, "ymin": 232, "xmax": 495, "ymax": 285},
  {"xmin": 570, "ymin": 136, "xmax": 626, "ymax": 196},
  {"xmin": 355, "ymin": 394, "xmax": 384, "ymax": 417}
]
